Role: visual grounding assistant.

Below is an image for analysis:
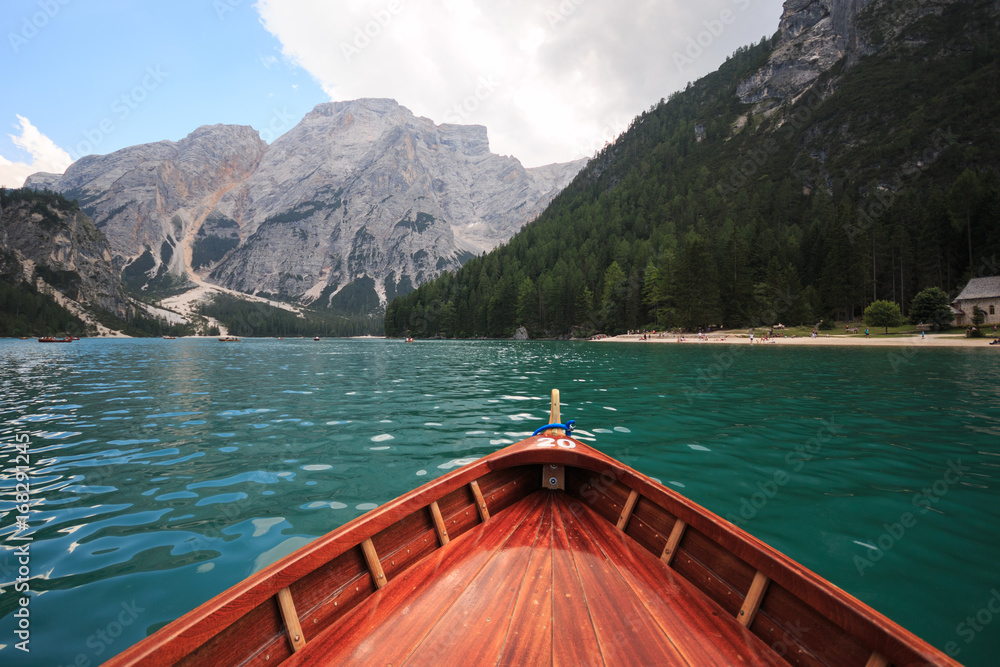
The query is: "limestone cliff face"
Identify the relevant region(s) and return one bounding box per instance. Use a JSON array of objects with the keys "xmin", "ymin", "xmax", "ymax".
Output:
[
  {"xmin": 736, "ymin": 0, "xmax": 964, "ymax": 108},
  {"xmin": 26, "ymin": 99, "xmax": 585, "ymax": 303},
  {"xmin": 26, "ymin": 100, "xmax": 585, "ymax": 308},
  {"xmin": 25, "ymin": 125, "xmax": 267, "ymax": 280},
  {"xmin": 738, "ymin": 0, "xmax": 877, "ymax": 106},
  {"xmin": 0, "ymin": 192, "xmax": 130, "ymax": 318},
  {"xmin": 205, "ymin": 99, "xmax": 586, "ymax": 304}
]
